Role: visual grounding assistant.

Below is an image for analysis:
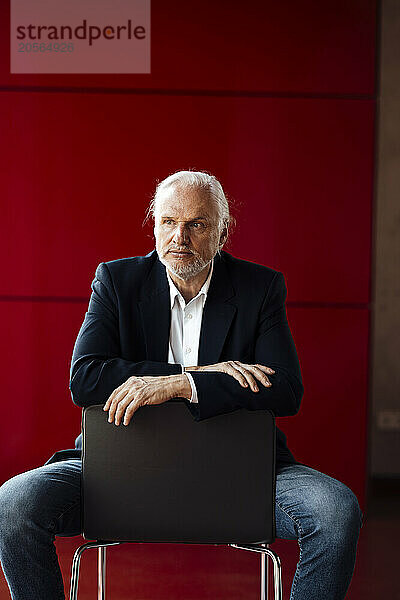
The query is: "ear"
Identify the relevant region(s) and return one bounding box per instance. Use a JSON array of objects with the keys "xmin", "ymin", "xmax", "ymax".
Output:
[{"xmin": 219, "ymin": 227, "xmax": 228, "ymax": 248}]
